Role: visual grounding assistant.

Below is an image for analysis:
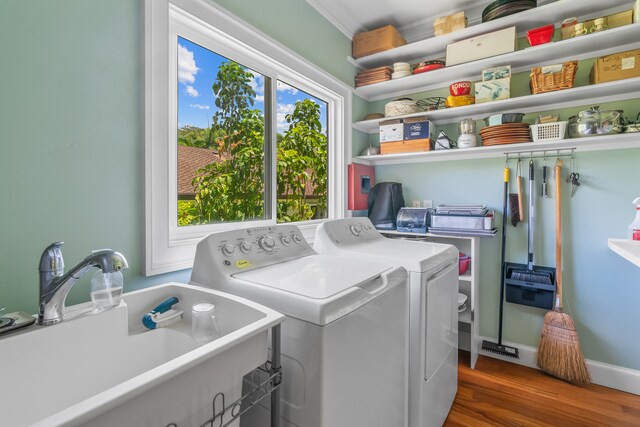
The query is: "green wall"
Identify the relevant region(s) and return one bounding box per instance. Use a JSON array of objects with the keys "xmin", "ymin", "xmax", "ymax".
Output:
[{"xmin": 0, "ymin": 0, "xmax": 355, "ymax": 312}]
